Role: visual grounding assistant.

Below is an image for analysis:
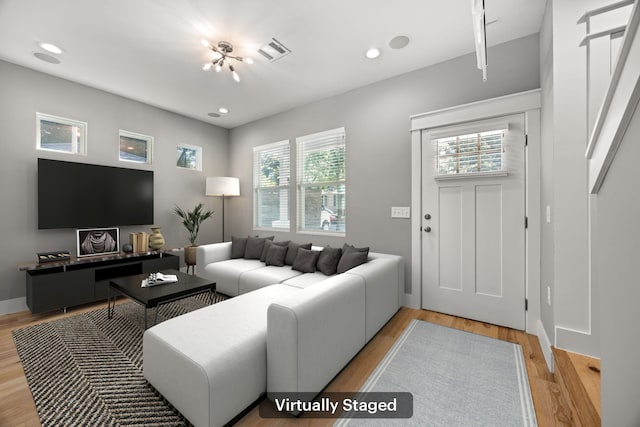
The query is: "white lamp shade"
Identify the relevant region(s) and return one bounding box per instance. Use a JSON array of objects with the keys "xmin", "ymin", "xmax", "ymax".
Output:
[{"xmin": 206, "ymin": 176, "xmax": 240, "ymax": 196}]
